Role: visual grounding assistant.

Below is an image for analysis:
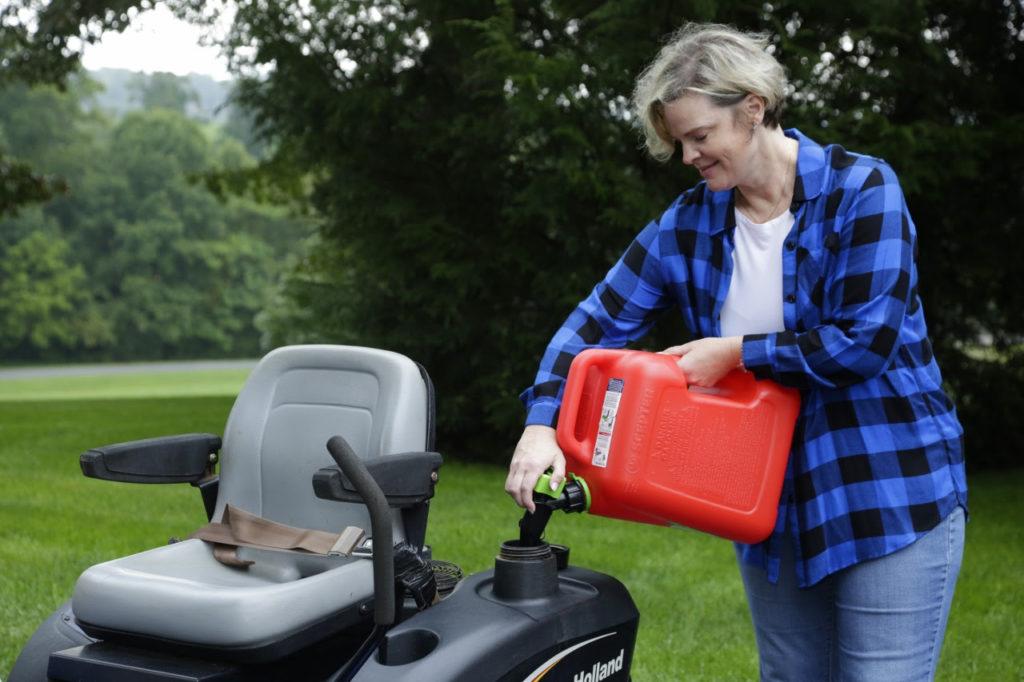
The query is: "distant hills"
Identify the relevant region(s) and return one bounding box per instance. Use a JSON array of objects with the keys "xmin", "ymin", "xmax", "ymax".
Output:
[{"xmin": 85, "ymin": 68, "xmax": 234, "ymax": 122}]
